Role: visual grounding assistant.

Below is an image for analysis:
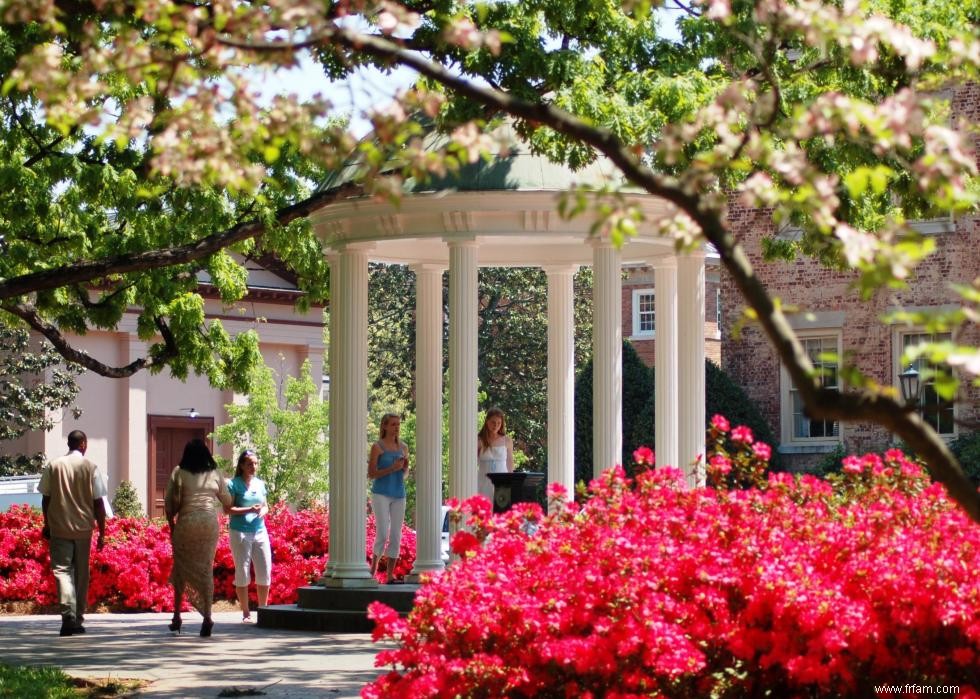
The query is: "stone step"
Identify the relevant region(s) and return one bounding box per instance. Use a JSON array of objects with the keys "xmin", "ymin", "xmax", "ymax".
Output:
[
  {"xmin": 296, "ymin": 584, "xmax": 419, "ymax": 613},
  {"xmin": 257, "ymin": 583, "xmax": 421, "ymax": 633},
  {"xmin": 257, "ymin": 605, "xmax": 380, "ymax": 633}
]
